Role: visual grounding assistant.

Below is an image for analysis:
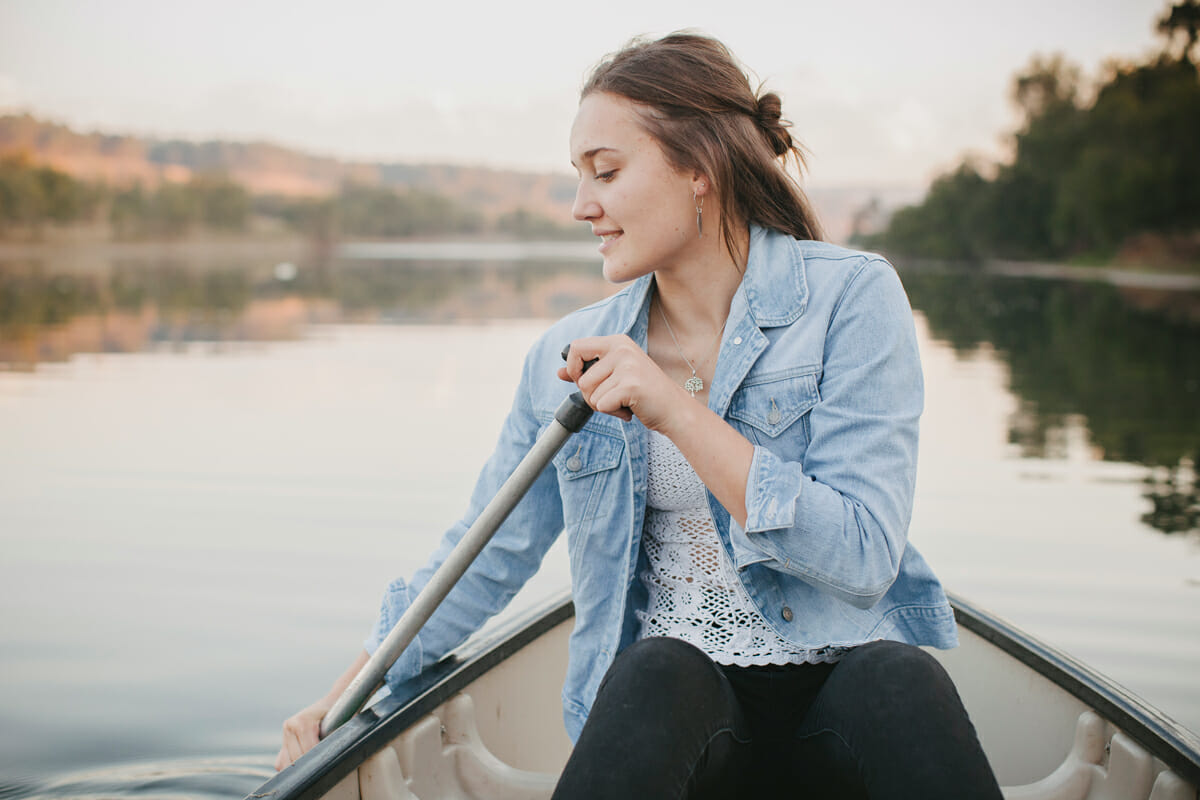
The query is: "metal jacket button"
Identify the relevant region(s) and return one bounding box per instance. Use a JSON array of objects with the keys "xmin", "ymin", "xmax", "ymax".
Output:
[
  {"xmin": 781, "ymin": 606, "xmax": 794, "ymax": 622},
  {"xmin": 566, "ymin": 456, "xmax": 582, "ymax": 472}
]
